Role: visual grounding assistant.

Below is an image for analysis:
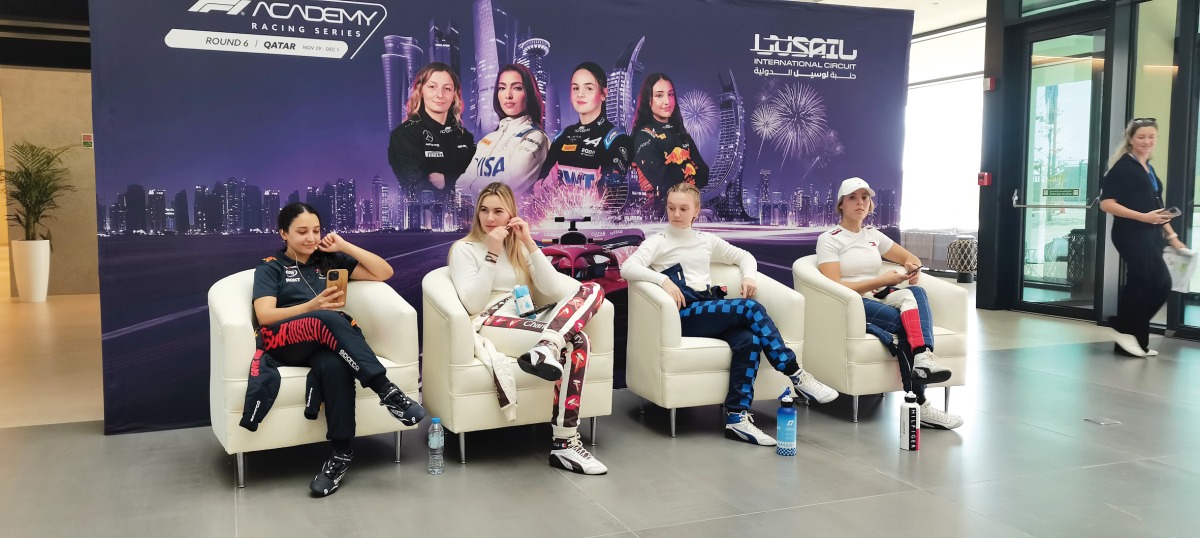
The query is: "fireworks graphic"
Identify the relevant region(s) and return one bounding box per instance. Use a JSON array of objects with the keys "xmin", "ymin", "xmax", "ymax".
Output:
[
  {"xmin": 524, "ymin": 186, "xmax": 621, "ymax": 228},
  {"xmin": 770, "ymin": 82, "xmax": 828, "ymax": 167},
  {"xmin": 799, "ymin": 130, "xmax": 845, "ymax": 185},
  {"xmin": 679, "ymin": 90, "xmax": 718, "ymax": 145},
  {"xmin": 750, "ymin": 102, "xmax": 783, "ymax": 168}
]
